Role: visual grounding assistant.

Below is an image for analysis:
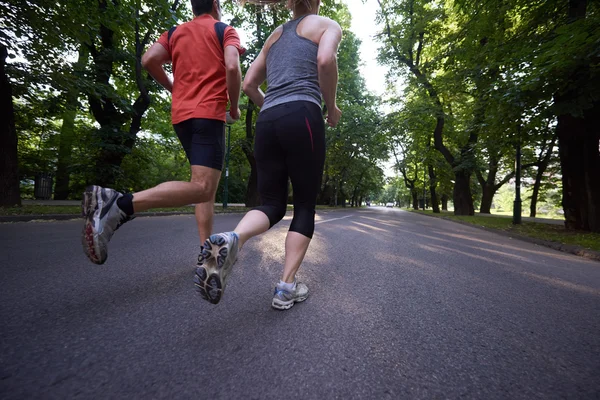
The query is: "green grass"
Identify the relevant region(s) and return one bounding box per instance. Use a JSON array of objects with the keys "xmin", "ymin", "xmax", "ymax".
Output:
[
  {"xmin": 0, "ymin": 203, "xmax": 346, "ymax": 217},
  {"xmin": 410, "ymin": 210, "xmax": 600, "ymax": 252},
  {"xmin": 0, "ymin": 205, "xmax": 84, "ymax": 215},
  {"xmin": 0, "ymin": 204, "xmax": 248, "ymax": 216}
]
